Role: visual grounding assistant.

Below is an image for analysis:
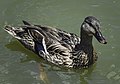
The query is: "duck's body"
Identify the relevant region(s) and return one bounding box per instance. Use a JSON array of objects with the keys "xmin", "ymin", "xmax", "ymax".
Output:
[{"xmin": 4, "ymin": 16, "xmax": 107, "ymax": 68}]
